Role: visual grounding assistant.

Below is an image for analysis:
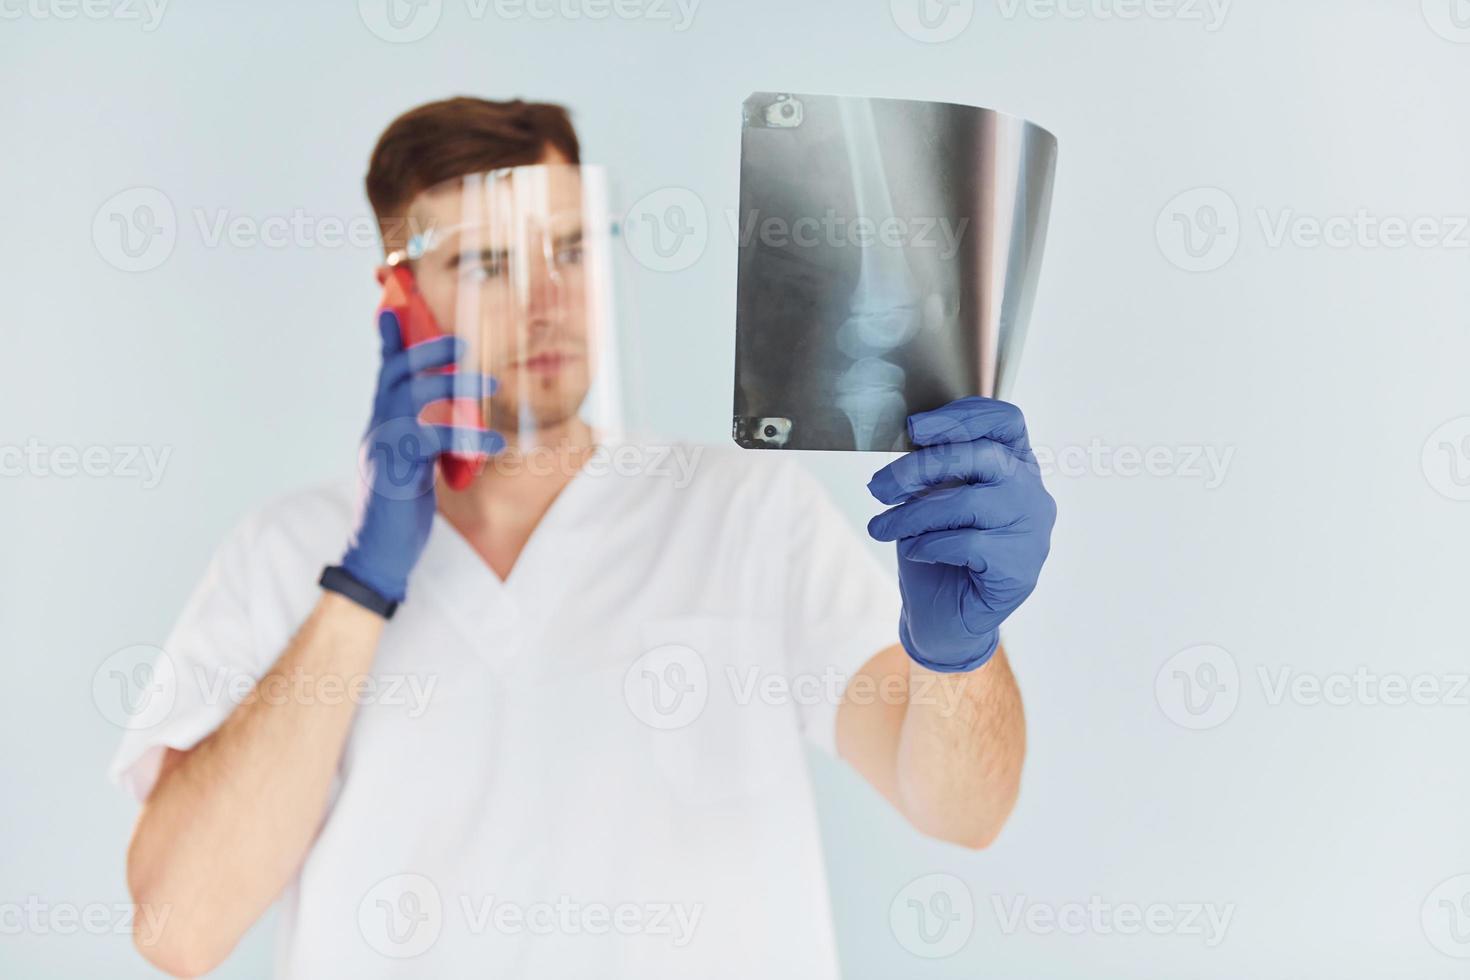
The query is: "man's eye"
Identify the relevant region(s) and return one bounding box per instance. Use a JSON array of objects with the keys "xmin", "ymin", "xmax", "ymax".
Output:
[
  {"xmin": 459, "ymin": 258, "xmax": 505, "ymax": 282},
  {"xmin": 556, "ymin": 244, "xmax": 583, "ymax": 265}
]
